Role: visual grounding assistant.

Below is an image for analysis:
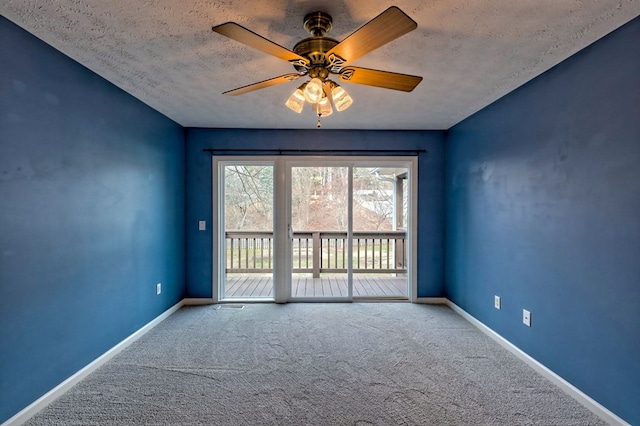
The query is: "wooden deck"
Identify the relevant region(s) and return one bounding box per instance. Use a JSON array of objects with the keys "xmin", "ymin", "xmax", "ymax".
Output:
[{"xmin": 224, "ymin": 275, "xmax": 407, "ymax": 299}]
